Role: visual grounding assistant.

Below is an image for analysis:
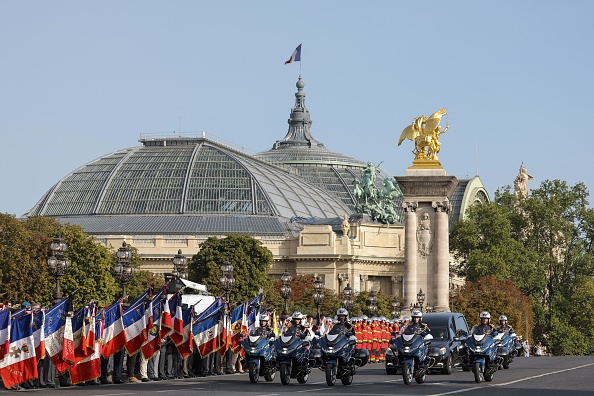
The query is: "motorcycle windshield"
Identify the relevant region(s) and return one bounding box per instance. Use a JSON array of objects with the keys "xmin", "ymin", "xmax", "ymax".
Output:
[{"xmin": 280, "ymin": 327, "xmax": 298, "ymax": 345}]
